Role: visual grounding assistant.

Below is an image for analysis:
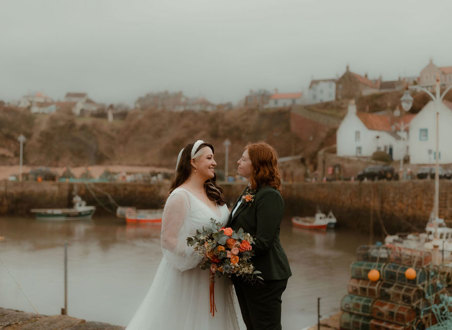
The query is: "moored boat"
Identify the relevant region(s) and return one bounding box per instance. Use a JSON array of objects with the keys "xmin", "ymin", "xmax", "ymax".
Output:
[
  {"xmin": 291, "ymin": 211, "xmax": 336, "ymax": 230},
  {"xmin": 31, "ymin": 195, "xmax": 95, "ymax": 221},
  {"xmin": 125, "ymin": 208, "xmax": 163, "ymax": 224}
]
